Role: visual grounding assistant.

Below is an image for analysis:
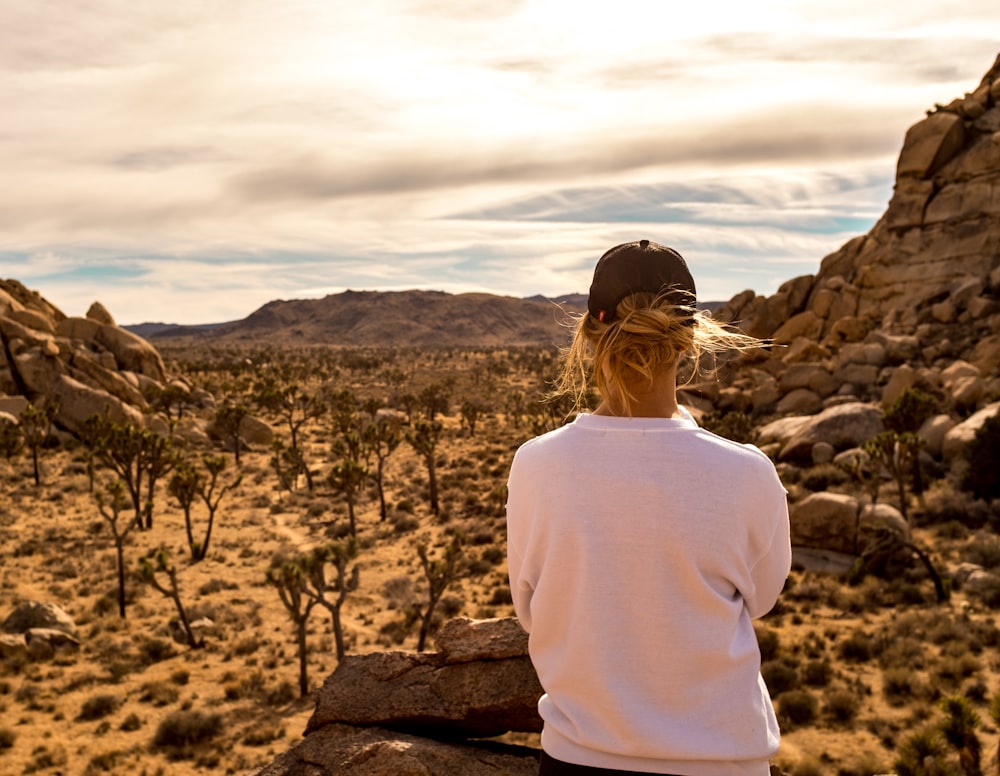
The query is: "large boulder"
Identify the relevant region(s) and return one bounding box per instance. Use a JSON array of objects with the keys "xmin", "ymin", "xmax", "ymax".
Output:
[
  {"xmin": 2, "ymin": 601, "xmax": 78, "ymax": 638},
  {"xmin": 49, "ymin": 374, "xmax": 145, "ymax": 436},
  {"xmin": 258, "ymin": 618, "xmax": 543, "ymax": 776},
  {"xmin": 942, "ymin": 402, "xmax": 1000, "ymax": 464},
  {"xmin": 790, "ymin": 492, "xmax": 909, "ymax": 556},
  {"xmin": 249, "ymin": 723, "xmax": 539, "ymax": 776},
  {"xmin": 306, "ymin": 644, "xmax": 542, "ymax": 738},
  {"xmin": 93, "ymin": 324, "xmax": 167, "ymax": 382},
  {"xmin": 779, "ymin": 403, "xmax": 884, "ymax": 463}
]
